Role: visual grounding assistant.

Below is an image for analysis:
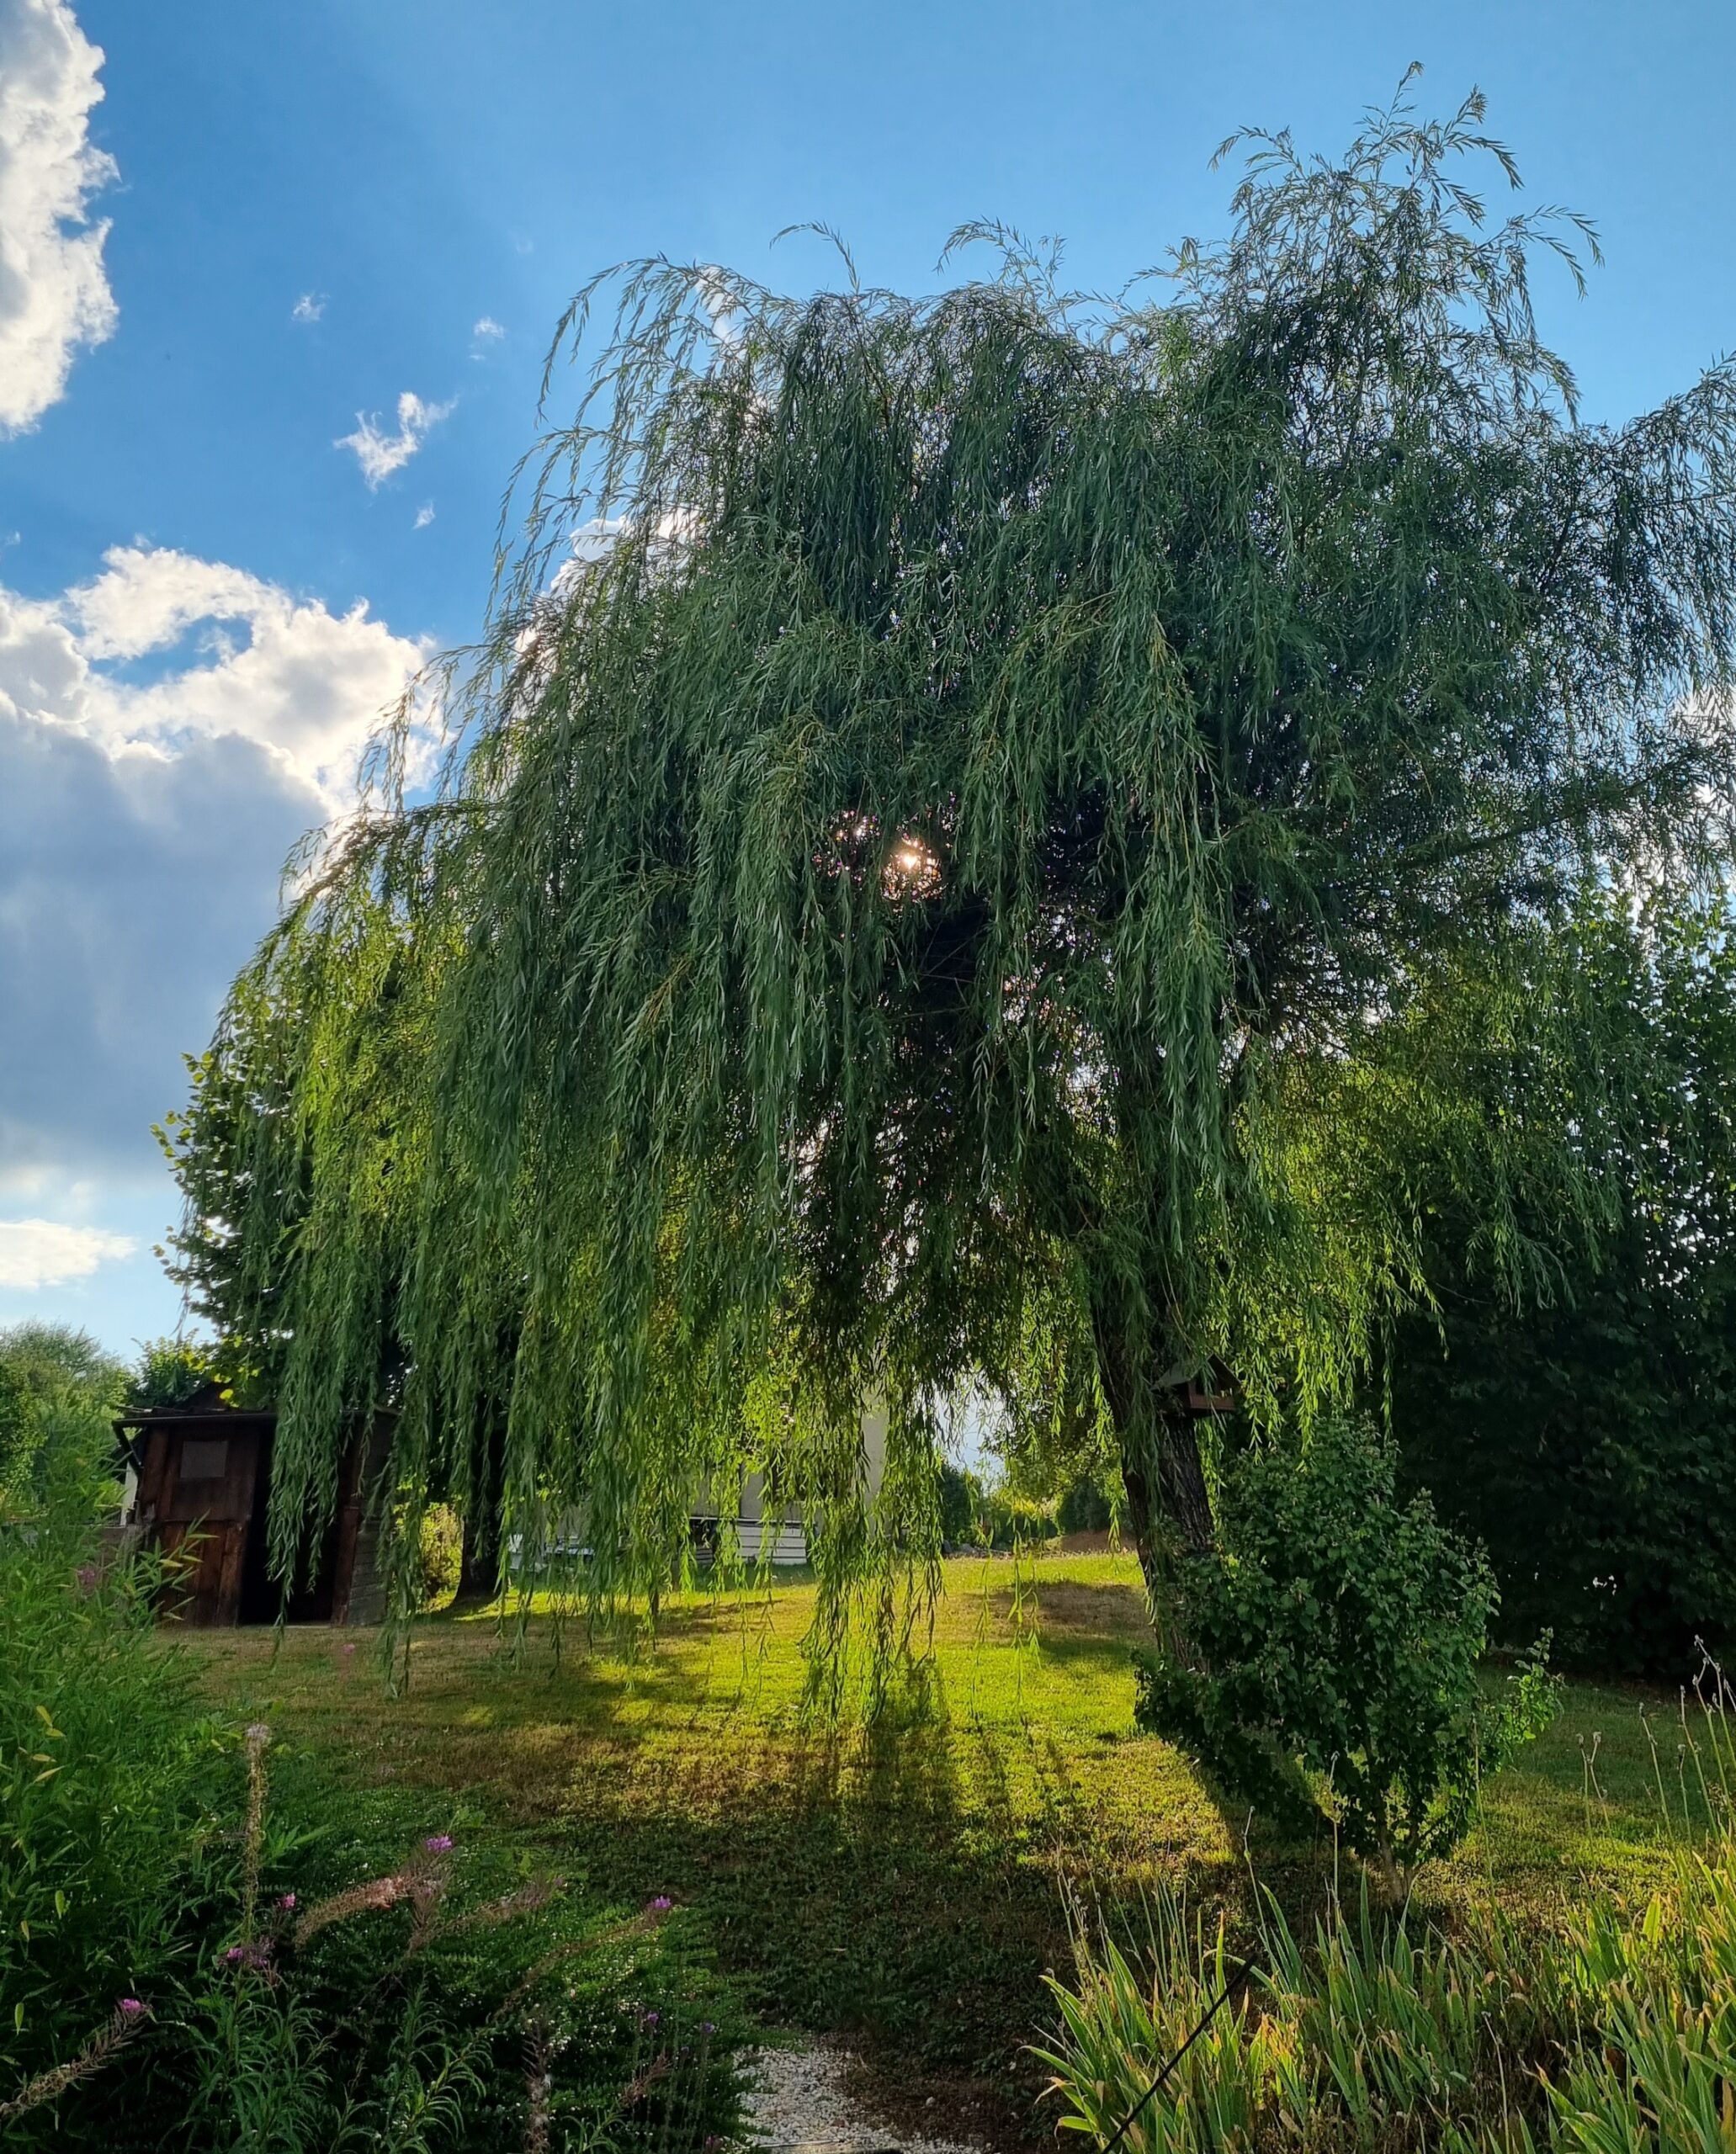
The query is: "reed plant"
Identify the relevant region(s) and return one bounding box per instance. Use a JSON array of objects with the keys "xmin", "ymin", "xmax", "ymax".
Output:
[{"xmin": 1041, "ymin": 1660, "xmax": 1736, "ymax": 2151}]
